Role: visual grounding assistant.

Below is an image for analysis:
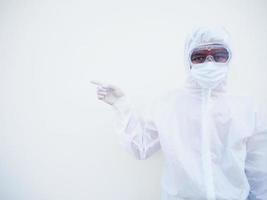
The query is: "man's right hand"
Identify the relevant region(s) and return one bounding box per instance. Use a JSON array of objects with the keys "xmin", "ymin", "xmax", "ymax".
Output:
[{"xmin": 90, "ymin": 80, "xmax": 125, "ymax": 106}]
